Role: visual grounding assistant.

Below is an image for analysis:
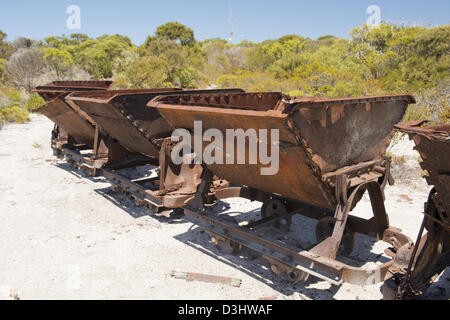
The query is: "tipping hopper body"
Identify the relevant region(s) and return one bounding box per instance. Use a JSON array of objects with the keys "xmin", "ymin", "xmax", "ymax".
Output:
[
  {"xmin": 33, "ymin": 81, "xmax": 115, "ymax": 147},
  {"xmin": 390, "ymin": 122, "xmax": 450, "ymax": 297},
  {"xmin": 150, "ymin": 93, "xmax": 415, "ymax": 210},
  {"xmin": 396, "ymin": 121, "xmax": 450, "ymax": 216},
  {"xmin": 36, "ymin": 94, "xmax": 96, "ymax": 147},
  {"xmin": 68, "ymin": 89, "xmax": 245, "ymax": 159}
]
